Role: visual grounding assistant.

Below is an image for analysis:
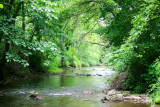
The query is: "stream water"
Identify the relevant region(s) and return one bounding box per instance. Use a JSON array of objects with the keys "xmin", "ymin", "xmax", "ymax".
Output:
[{"xmin": 0, "ymin": 67, "xmax": 150, "ymax": 107}]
